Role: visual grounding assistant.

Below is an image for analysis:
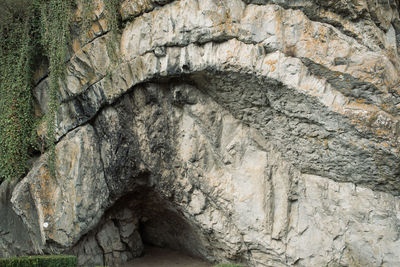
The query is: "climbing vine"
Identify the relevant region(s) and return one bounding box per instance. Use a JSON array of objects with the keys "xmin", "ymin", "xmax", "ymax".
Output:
[
  {"xmin": 0, "ymin": 0, "xmax": 73, "ymax": 181},
  {"xmin": 0, "ymin": 0, "xmax": 122, "ymax": 182},
  {"xmin": 40, "ymin": 0, "xmax": 74, "ymax": 178},
  {"xmin": 0, "ymin": 0, "xmax": 36, "ymax": 181}
]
